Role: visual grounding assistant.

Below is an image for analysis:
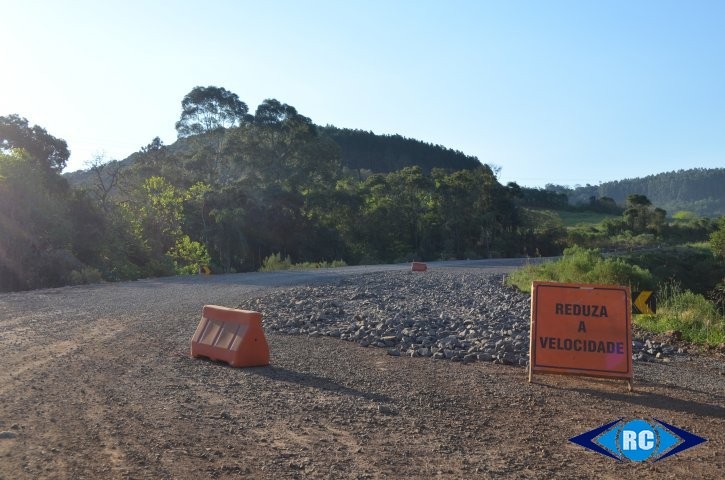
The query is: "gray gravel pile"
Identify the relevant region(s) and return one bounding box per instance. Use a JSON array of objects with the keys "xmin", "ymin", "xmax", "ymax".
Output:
[{"xmin": 239, "ymin": 269, "xmax": 681, "ymax": 366}]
